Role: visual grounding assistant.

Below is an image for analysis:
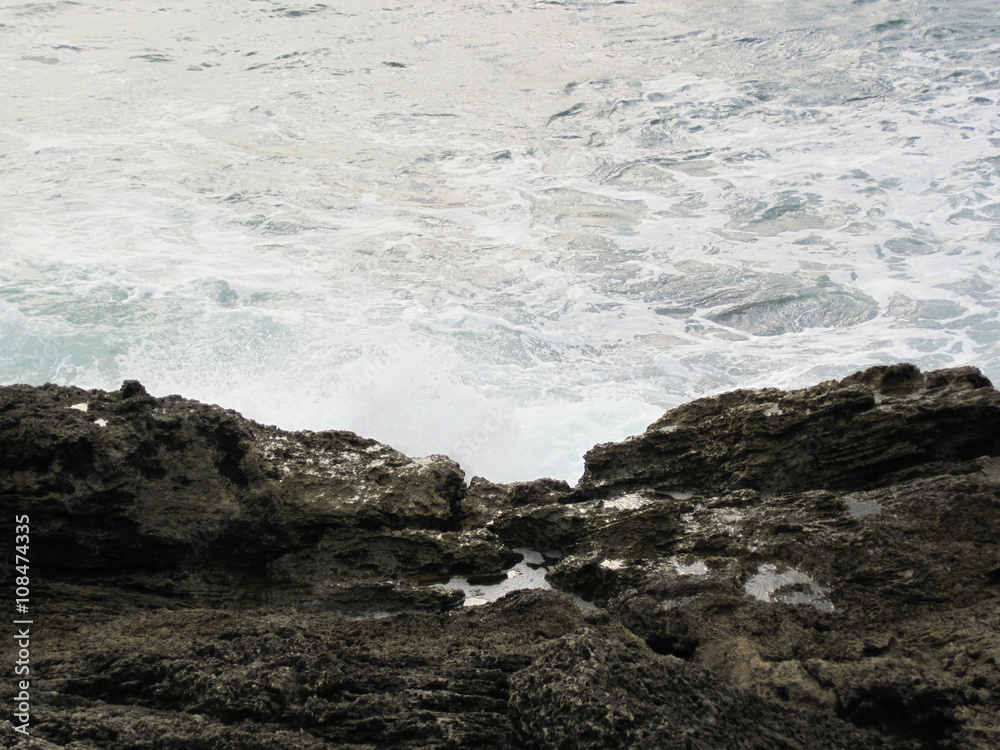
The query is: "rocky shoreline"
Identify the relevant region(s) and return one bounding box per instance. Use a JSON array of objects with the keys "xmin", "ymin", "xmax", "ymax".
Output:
[{"xmin": 1, "ymin": 363, "xmax": 998, "ymax": 748}]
